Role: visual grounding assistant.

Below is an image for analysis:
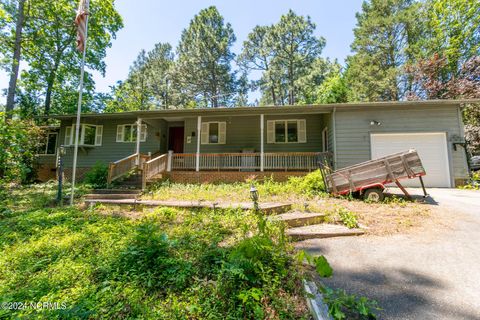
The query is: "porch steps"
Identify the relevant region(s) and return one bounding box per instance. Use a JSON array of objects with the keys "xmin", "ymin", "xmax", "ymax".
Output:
[
  {"xmin": 287, "ymin": 224, "xmax": 365, "ymax": 241},
  {"xmin": 112, "ymin": 173, "xmax": 143, "ymax": 189},
  {"xmin": 270, "ymin": 211, "xmax": 327, "ymax": 228},
  {"xmin": 83, "ymin": 198, "xmax": 292, "ymax": 214},
  {"xmin": 83, "ymin": 189, "xmax": 141, "ymax": 201}
]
